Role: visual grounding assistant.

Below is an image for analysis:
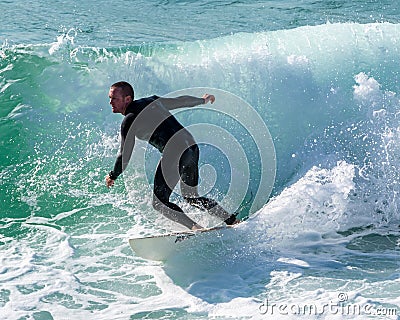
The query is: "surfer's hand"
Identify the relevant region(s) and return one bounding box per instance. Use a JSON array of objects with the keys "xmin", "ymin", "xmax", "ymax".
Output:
[
  {"xmin": 105, "ymin": 175, "xmax": 115, "ymax": 188},
  {"xmin": 202, "ymin": 94, "xmax": 215, "ymax": 104}
]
